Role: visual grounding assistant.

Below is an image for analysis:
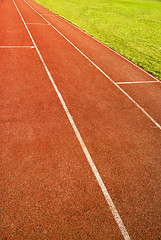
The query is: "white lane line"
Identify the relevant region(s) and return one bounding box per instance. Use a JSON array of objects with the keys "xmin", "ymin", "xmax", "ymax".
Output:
[
  {"xmin": 117, "ymin": 81, "xmax": 160, "ymax": 85},
  {"xmin": 0, "ymin": 46, "xmax": 35, "ymax": 48},
  {"xmin": 12, "ymin": 0, "xmax": 131, "ymax": 239},
  {"xmin": 23, "ymin": 0, "xmax": 161, "ymax": 131}
]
